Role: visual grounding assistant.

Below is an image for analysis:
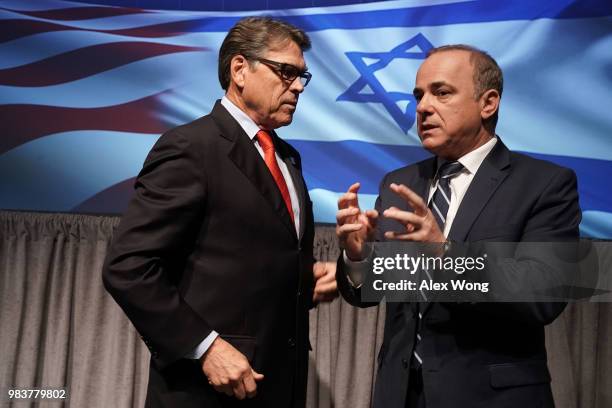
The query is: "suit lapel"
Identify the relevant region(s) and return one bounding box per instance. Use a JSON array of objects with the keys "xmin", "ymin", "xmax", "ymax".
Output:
[
  {"xmin": 447, "ymin": 140, "xmax": 511, "ymax": 242},
  {"xmin": 423, "ymin": 142, "xmax": 510, "ymax": 315},
  {"xmin": 415, "ymin": 158, "xmax": 437, "ymax": 203},
  {"xmin": 211, "ymin": 101, "xmax": 298, "ymax": 240}
]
